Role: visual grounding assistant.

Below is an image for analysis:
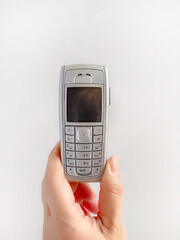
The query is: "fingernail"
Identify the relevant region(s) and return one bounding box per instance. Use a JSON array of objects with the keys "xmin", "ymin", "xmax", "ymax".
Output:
[{"xmin": 109, "ymin": 157, "xmax": 119, "ymax": 173}]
